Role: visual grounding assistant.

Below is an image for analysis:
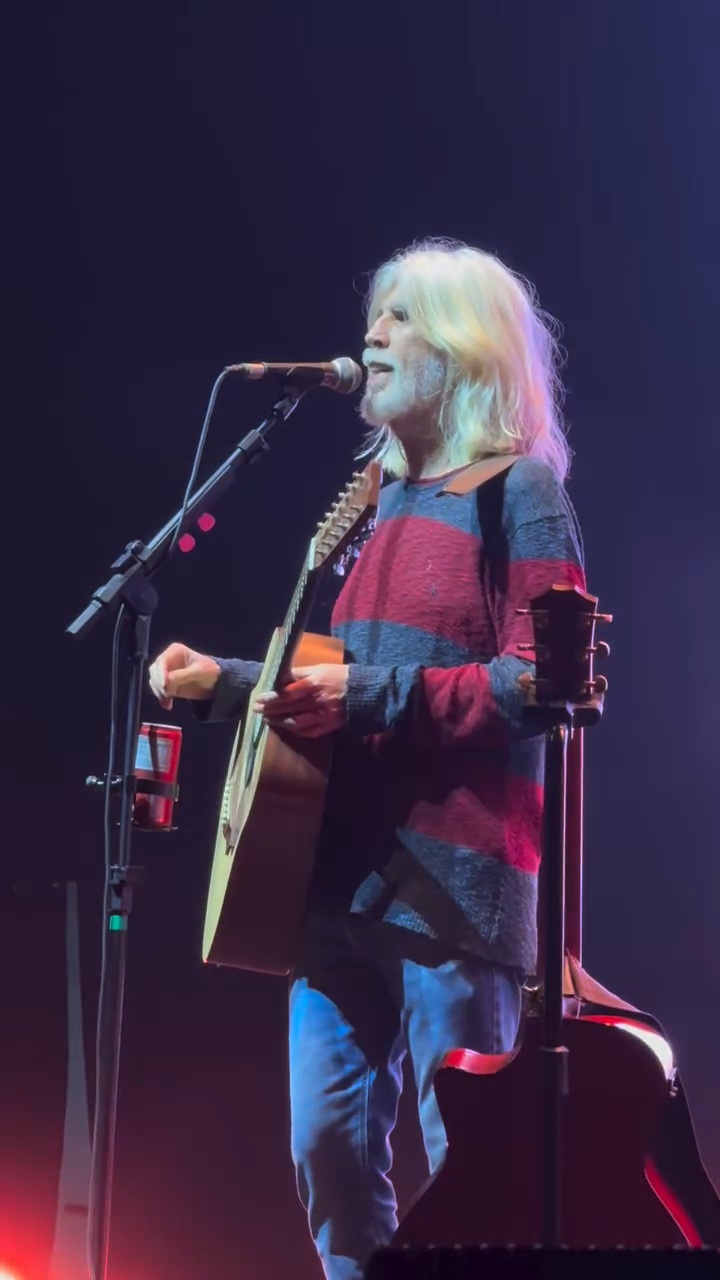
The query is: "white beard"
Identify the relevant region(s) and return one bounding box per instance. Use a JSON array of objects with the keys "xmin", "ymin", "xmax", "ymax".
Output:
[{"xmin": 360, "ymin": 352, "xmax": 446, "ymax": 429}]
